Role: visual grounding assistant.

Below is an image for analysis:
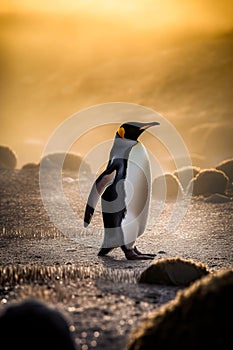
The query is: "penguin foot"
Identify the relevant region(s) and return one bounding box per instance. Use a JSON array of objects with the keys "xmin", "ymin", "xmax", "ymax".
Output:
[
  {"xmin": 124, "ymin": 249, "xmax": 154, "ymax": 260},
  {"xmin": 98, "ymin": 247, "xmax": 114, "ymax": 256},
  {"xmin": 134, "ymin": 246, "xmax": 156, "ymax": 258}
]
